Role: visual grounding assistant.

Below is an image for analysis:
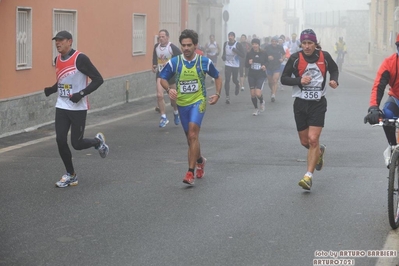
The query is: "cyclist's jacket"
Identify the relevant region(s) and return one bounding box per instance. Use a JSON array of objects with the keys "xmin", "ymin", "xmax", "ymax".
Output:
[
  {"xmin": 370, "ymin": 53, "xmax": 399, "ymax": 107},
  {"xmin": 334, "ymin": 41, "xmax": 346, "ymax": 52},
  {"xmin": 280, "ymin": 49, "xmax": 339, "ymax": 100},
  {"xmin": 159, "ymin": 54, "xmax": 220, "ymax": 106},
  {"xmin": 48, "ymin": 49, "xmax": 103, "ymax": 111}
]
